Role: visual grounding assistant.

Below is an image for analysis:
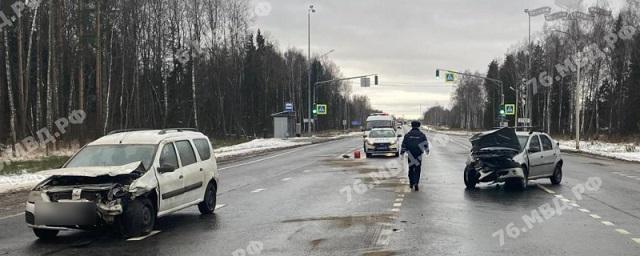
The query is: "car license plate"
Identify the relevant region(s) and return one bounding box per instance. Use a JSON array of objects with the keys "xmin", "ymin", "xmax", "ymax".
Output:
[{"xmin": 34, "ymin": 202, "xmax": 96, "ymax": 225}]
